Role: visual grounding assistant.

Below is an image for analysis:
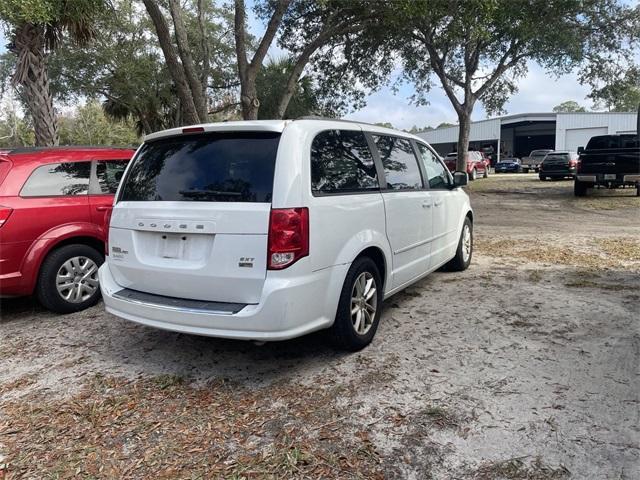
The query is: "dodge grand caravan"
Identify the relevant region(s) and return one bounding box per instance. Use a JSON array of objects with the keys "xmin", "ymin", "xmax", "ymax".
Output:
[{"xmin": 99, "ymin": 119, "xmax": 473, "ymax": 350}]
